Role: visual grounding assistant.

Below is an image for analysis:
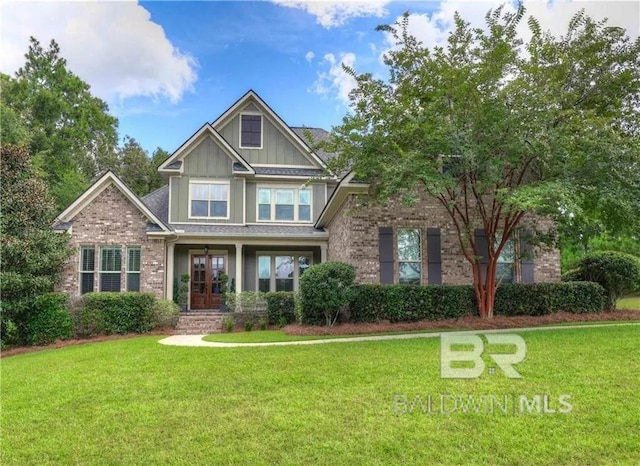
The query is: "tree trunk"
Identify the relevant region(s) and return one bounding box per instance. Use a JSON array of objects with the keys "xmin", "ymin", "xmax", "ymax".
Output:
[{"xmin": 472, "ymin": 258, "xmax": 497, "ymax": 319}]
